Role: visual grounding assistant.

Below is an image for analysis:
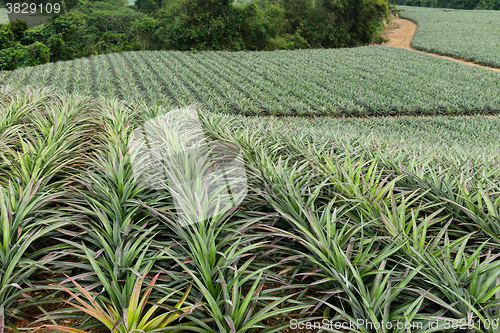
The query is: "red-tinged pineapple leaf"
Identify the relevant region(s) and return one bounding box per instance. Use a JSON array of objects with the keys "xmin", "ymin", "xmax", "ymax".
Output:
[
  {"xmin": 138, "ymin": 273, "xmax": 160, "ymax": 315},
  {"xmin": 39, "ymin": 325, "xmax": 88, "ymax": 333},
  {"xmin": 110, "ymin": 317, "xmax": 124, "ymax": 333},
  {"xmin": 224, "ymin": 314, "xmax": 237, "ymax": 333}
]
